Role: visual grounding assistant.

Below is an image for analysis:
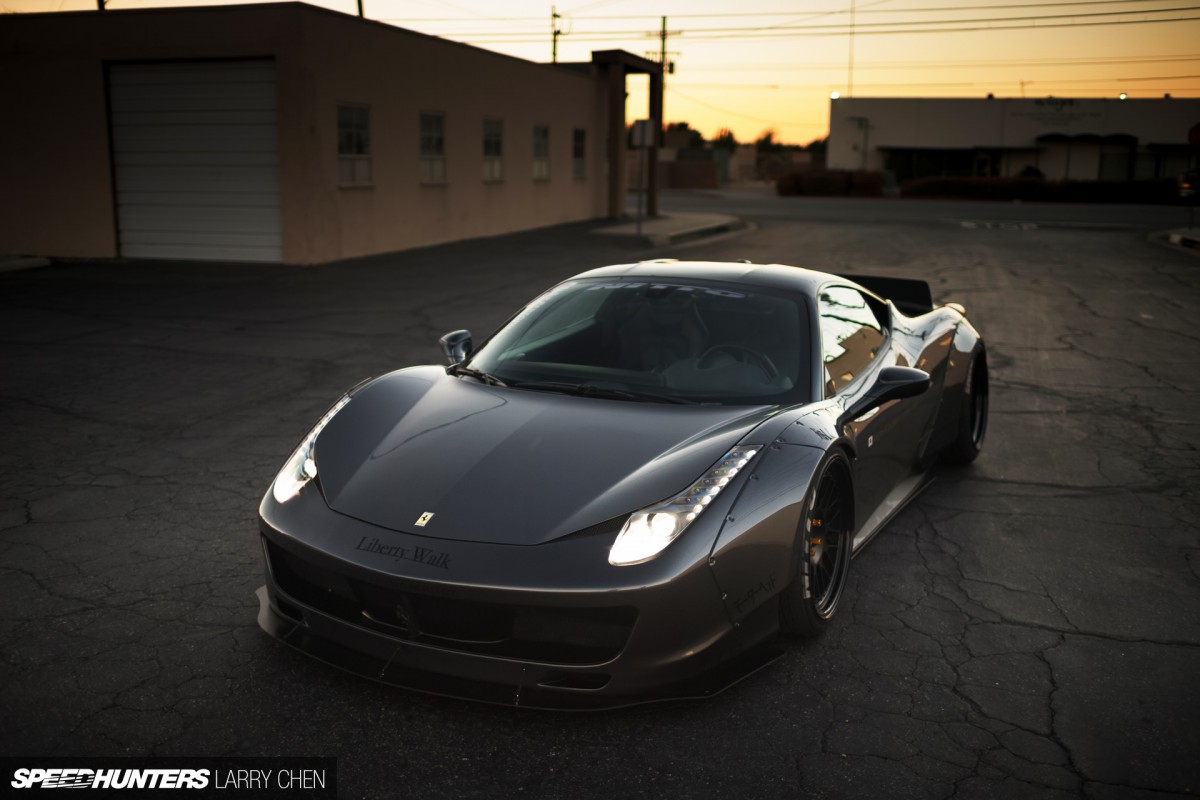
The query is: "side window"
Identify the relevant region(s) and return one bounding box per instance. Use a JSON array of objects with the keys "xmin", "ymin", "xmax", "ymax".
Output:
[
  {"xmin": 532, "ymin": 124, "xmax": 550, "ymax": 180},
  {"xmin": 818, "ymin": 286, "xmax": 885, "ymax": 396},
  {"xmin": 482, "ymin": 119, "xmax": 503, "ymax": 182},
  {"xmin": 420, "ymin": 112, "xmax": 446, "ymax": 184},
  {"xmin": 572, "ymin": 128, "xmax": 587, "ymax": 179},
  {"xmin": 337, "ymin": 104, "xmax": 371, "ymax": 186}
]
